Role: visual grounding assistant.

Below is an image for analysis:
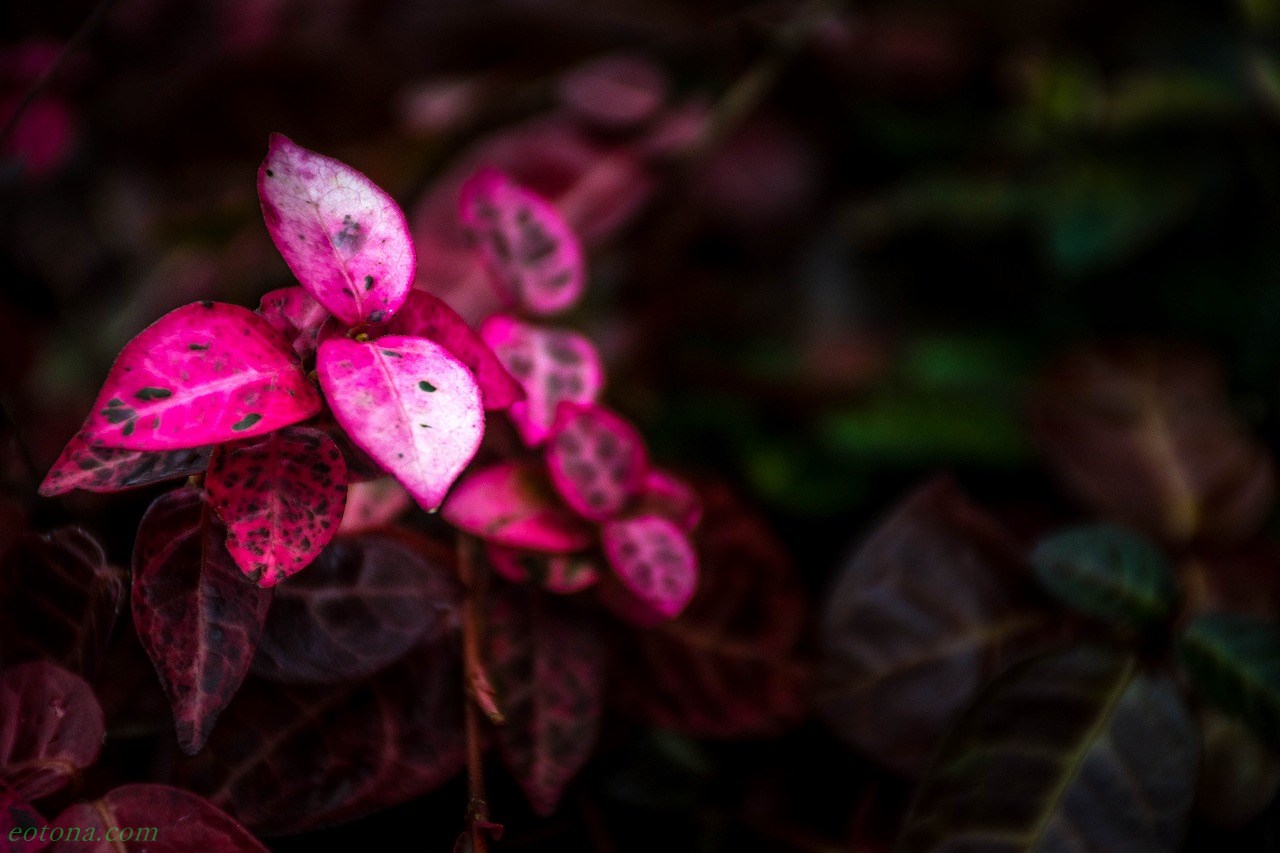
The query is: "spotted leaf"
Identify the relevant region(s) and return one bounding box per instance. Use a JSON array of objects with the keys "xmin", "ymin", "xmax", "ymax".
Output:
[
  {"xmin": 317, "ymin": 335, "xmax": 483, "ymax": 511},
  {"xmin": 486, "ymin": 543, "xmax": 600, "ymax": 593},
  {"xmin": 545, "ymin": 403, "xmax": 648, "ymax": 521},
  {"xmin": 442, "ymin": 462, "xmax": 593, "ymax": 552},
  {"xmin": 256, "ymin": 285, "xmax": 330, "ymax": 360},
  {"xmin": 258, "ymin": 134, "xmax": 414, "ymax": 327},
  {"xmin": 38, "ymin": 429, "xmax": 210, "ymax": 496},
  {"xmin": 601, "ymin": 515, "xmax": 698, "ymax": 623}
]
